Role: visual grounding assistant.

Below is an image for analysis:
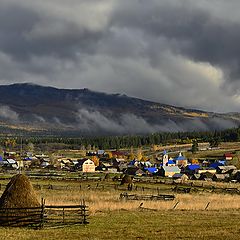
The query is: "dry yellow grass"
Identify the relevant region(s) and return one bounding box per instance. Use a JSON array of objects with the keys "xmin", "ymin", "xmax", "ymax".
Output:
[
  {"xmin": 36, "ymin": 186, "xmax": 240, "ymax": 214},
  {"xmin": 1, "ymin": 178, "xmax": 240, "ymax": 214}
]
